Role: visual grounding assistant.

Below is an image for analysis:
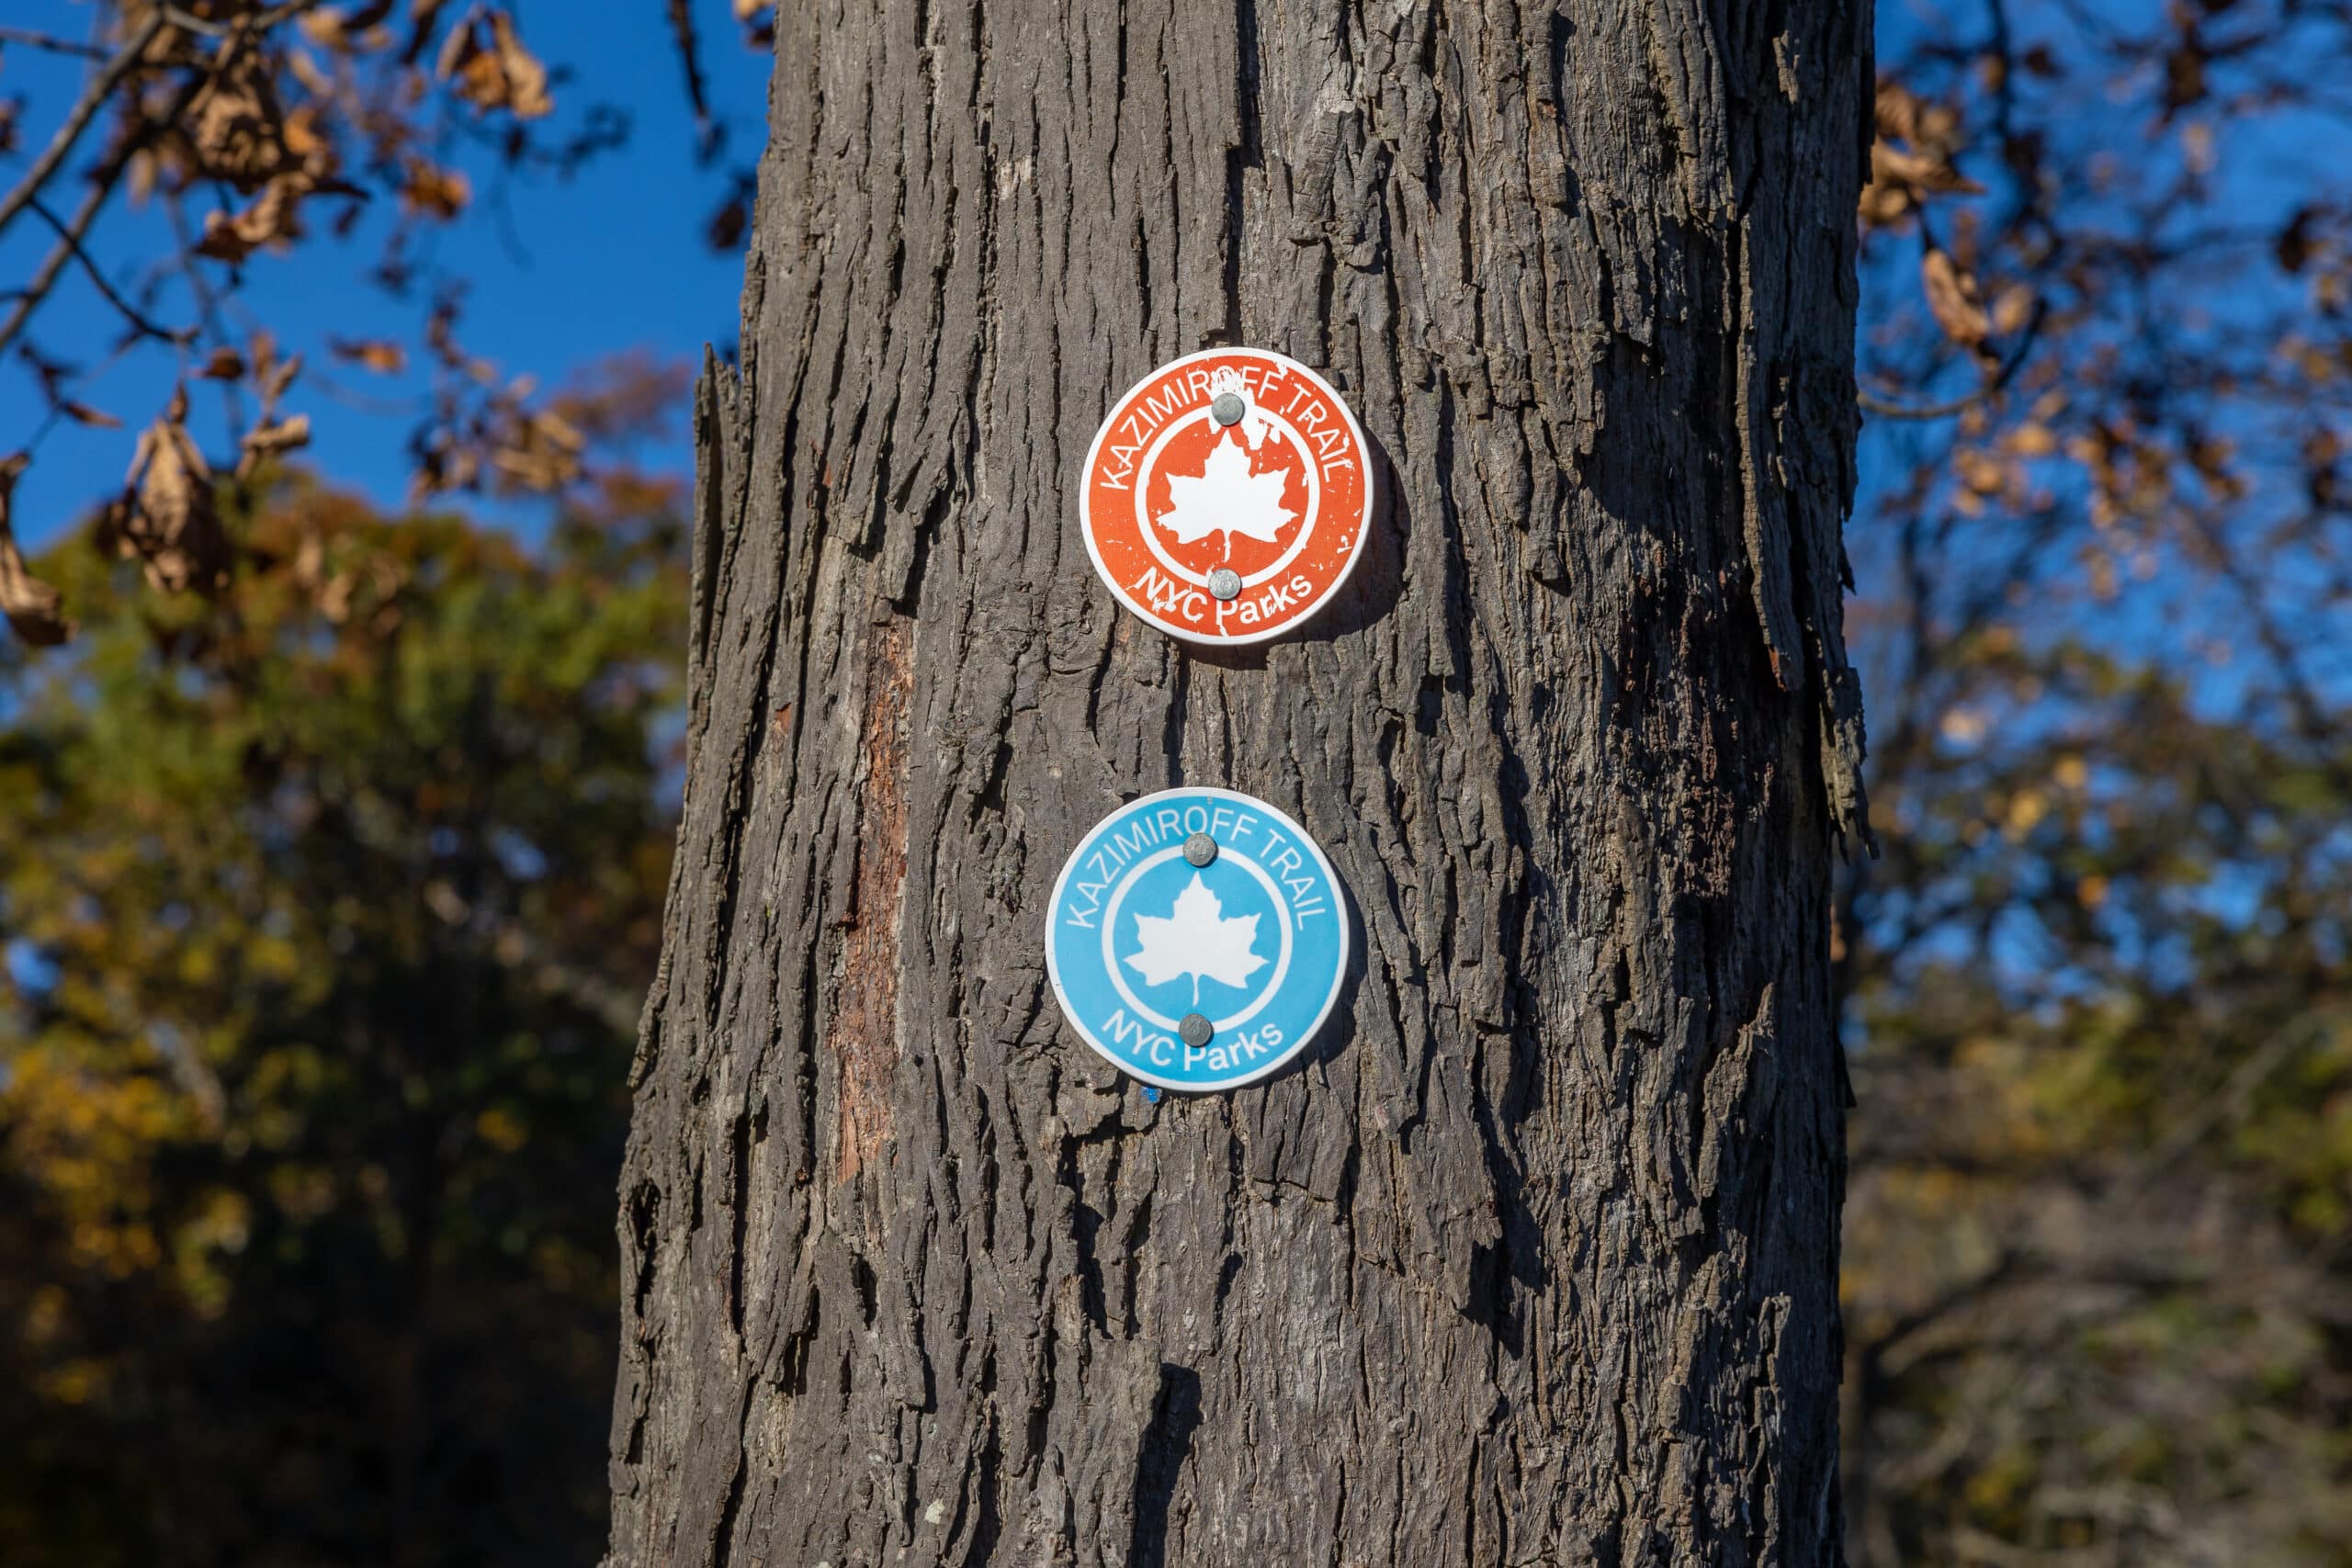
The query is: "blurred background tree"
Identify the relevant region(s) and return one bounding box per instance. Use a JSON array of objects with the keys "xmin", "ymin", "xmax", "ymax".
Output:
[
  {"xmin": 1842, "ymin": 641, "xmax": 2352, "ymax": 1564},
  {"xmin": 0, "ymin": 444, "xmax": 685, "ymax": 1566},
  {"xmin": 0, "ymin": 1, "xmax": 2349, "ymax": 1565},
  {"xmin": 1845, "ymin": 1, "xmax": 2352, "ymax": 1562}
]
